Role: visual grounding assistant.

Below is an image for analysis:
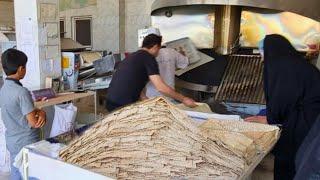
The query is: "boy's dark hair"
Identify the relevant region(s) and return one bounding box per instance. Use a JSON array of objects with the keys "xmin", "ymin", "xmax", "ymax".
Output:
[
  {"xmin": 142, "ymin": 34, "xmax": 162, "ymax": 49},
  {"xmin": 1, "ymin": 48, "xmax": 28, "ymax": 75}
]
